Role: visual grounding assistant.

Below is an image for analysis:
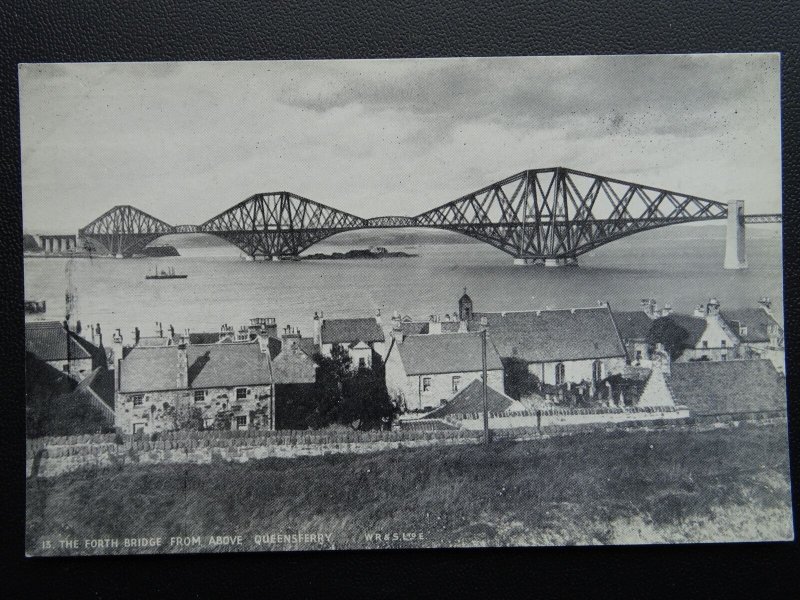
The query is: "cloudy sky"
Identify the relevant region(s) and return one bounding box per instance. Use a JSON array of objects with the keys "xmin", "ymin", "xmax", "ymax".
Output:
[{"xmin": 20, "ymin": 54, "xmax": 780, "ymax": 233}]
